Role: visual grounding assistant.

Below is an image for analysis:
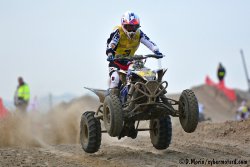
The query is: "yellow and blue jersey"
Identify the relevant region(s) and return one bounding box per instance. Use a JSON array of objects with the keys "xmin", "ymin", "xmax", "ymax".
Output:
[{"xmin": 106, "ymin": 25, "xmax": 159, "ymax": 57}]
